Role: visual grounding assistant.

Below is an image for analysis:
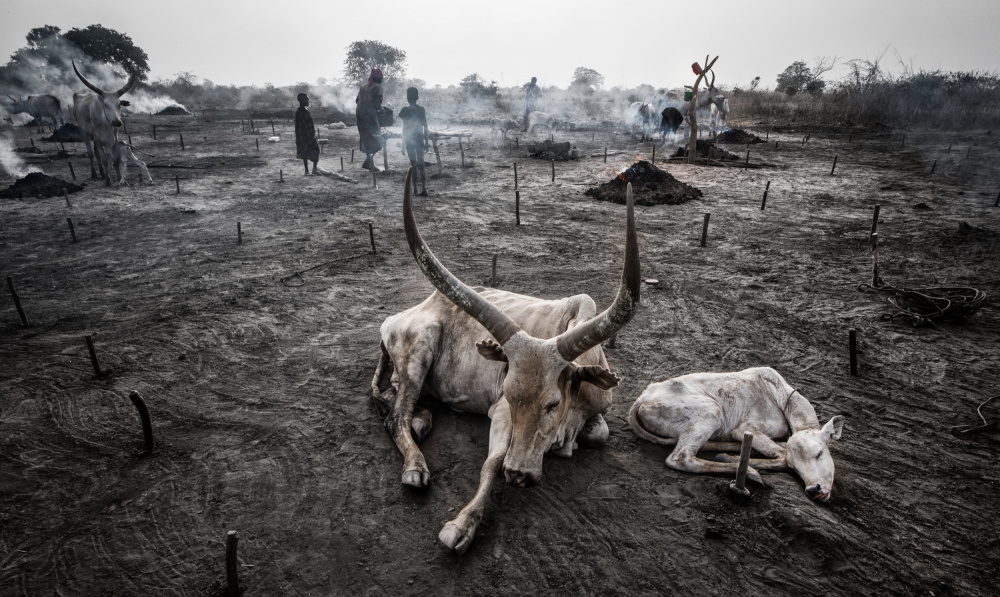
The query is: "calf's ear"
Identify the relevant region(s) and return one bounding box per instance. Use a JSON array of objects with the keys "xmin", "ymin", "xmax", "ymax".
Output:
[
  {"xmin": 476, "ymin": 339, "xmax": 507, "ymax": 362},
  {"xmin": 570, "ymin": 365, "xmax": 620, "ymax": 390},
  {"xmin": 822, "ymin": 415, "xmax": 845, "ymax": 442}
]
